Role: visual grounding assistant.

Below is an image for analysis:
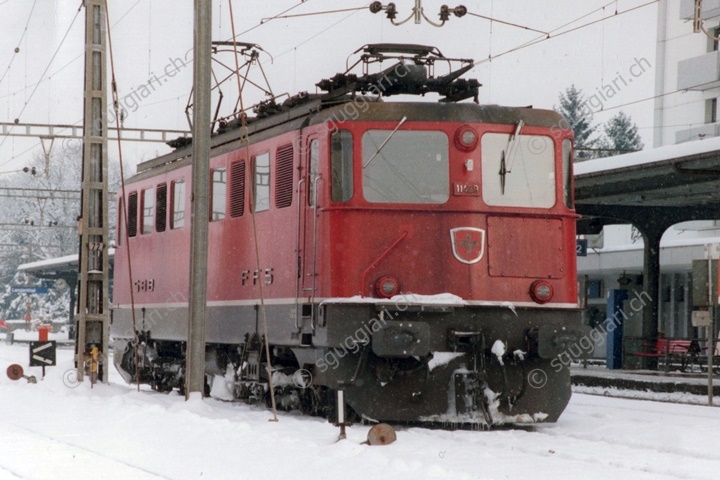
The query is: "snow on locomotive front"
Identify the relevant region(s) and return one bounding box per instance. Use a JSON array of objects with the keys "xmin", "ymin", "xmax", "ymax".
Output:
[{"xmin": 111, "ymin": 44, "xmax": 589, "ymax": 425}]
